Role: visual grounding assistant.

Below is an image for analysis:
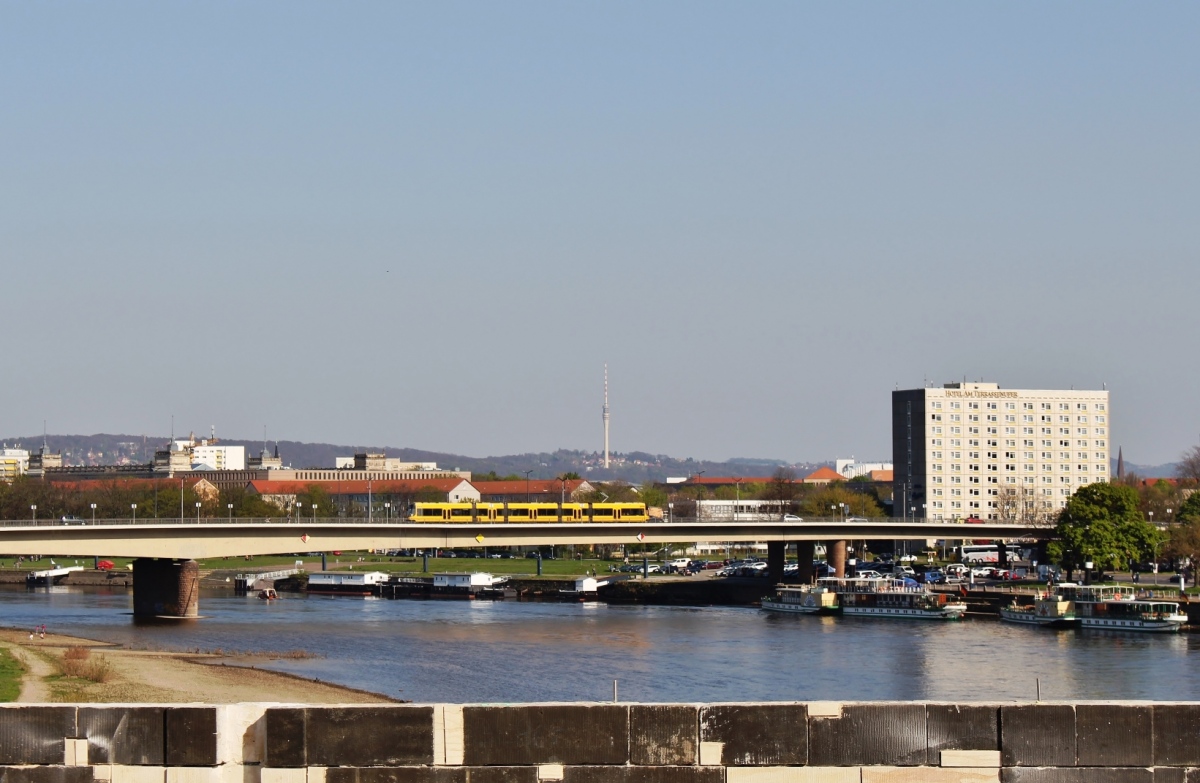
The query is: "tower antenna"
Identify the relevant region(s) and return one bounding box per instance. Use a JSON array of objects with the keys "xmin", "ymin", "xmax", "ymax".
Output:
[{"xmin": 603, "ymin": 364, "xmax": 610, "ymax": 469}]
